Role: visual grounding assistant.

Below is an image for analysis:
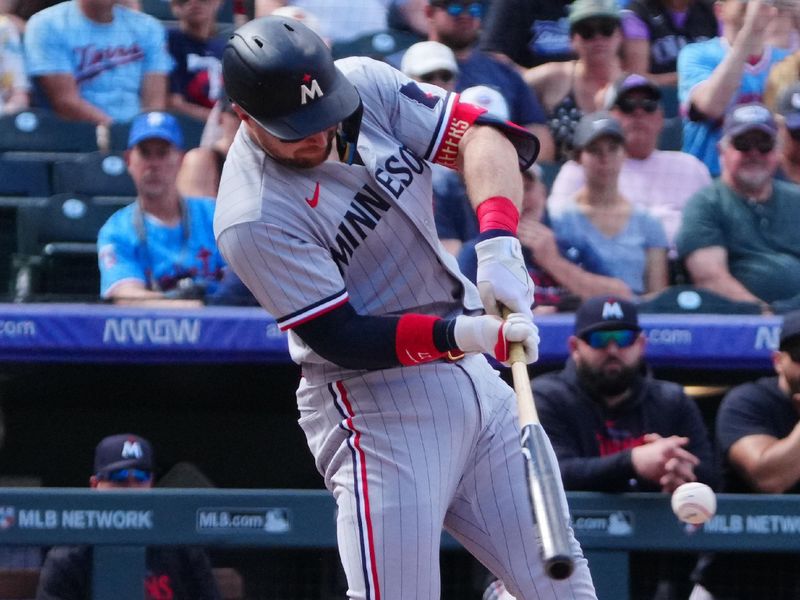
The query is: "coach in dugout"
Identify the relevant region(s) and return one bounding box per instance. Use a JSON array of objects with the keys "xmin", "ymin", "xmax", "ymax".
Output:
[
  {"xmin": 690, "ymin": 310, "xmax": 800, "ymax": 599},
  {"xmin": 35, "ymin": 434, "xmax": 220, "ymax": 600}
]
